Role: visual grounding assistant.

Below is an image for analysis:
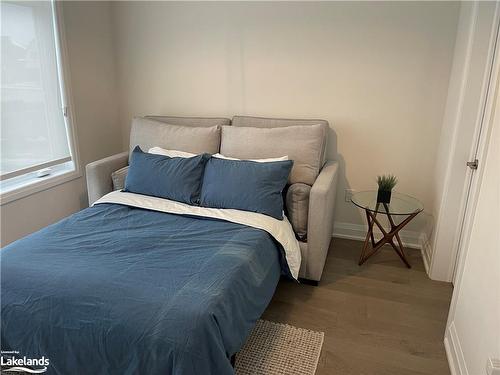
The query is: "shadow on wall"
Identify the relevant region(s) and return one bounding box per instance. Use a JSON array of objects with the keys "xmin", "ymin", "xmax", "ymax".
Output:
[{"xmin": 326, "ymin": 124, "xmax": 365, "ymax": 237}]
